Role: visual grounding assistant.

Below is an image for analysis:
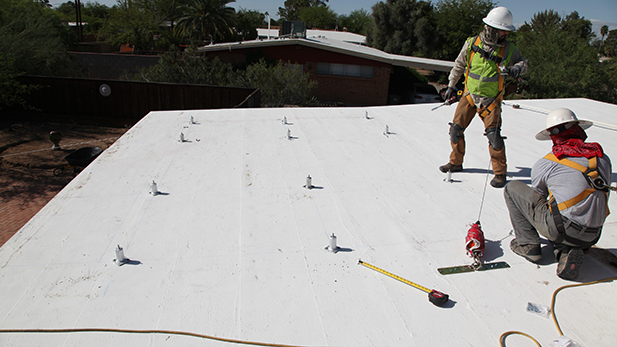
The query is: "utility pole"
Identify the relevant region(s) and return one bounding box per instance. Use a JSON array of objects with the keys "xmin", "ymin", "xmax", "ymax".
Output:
[{"xmin": 75, "ymin": 0, "xmax": 83, "ymax": 41}]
